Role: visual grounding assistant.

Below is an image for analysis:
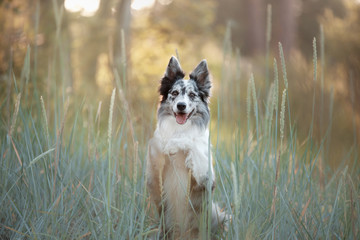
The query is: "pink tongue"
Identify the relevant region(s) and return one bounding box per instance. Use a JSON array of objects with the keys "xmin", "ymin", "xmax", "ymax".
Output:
[{"xmin": 176, "ymin": 113, "xmax": 188, "ymax": 124}]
